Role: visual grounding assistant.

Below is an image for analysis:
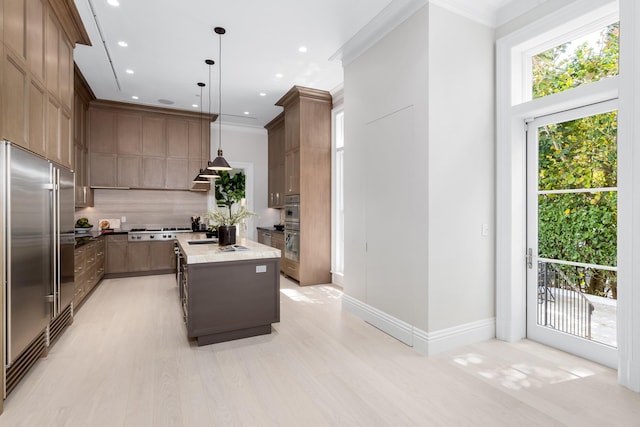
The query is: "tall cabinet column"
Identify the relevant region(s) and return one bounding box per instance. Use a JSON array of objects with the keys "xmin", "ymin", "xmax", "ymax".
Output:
[{"xmin": 275, "ymin": 86, "xmax": 332, "ymax": 286}]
